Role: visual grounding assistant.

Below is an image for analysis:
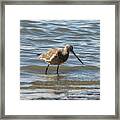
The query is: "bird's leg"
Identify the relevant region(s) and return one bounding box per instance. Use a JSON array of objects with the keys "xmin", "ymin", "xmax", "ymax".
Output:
[
  {"xmin": 57, "ymin": 65, "xmax": 59, "ymax": 75},
  {"xmin": 45, "ymin": 64, "xmax": 49, "ymax": 74}
]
